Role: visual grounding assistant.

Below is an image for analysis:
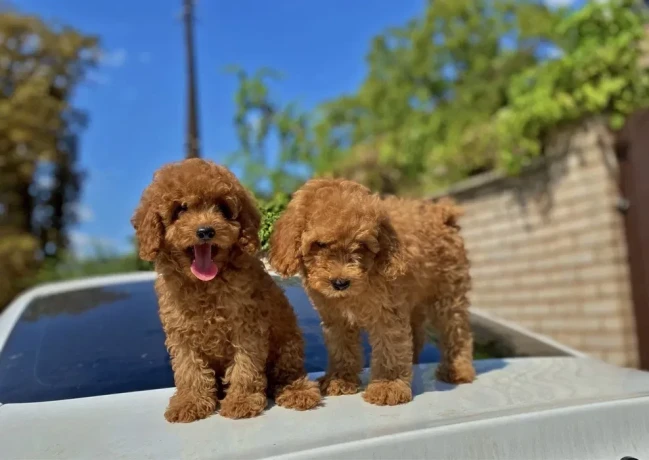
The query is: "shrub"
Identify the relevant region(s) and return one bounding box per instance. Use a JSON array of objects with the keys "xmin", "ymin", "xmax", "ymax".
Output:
[{"xmin": 258, "ymin": 193, "xmax": 290, "ymax": 253}]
